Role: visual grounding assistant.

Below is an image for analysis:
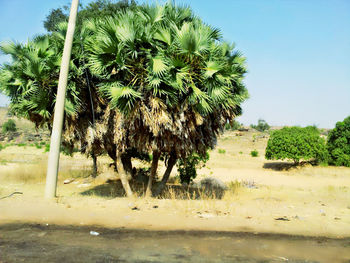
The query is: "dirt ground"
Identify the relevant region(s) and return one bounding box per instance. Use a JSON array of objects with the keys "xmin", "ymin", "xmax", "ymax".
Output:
[
  {"xmin": 1, "ymin": 130, "xmax": 350, "ymax": 239},
  {"xmin": 1, "ymin": 223, "xmax": 350, "ymax": 263}
]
